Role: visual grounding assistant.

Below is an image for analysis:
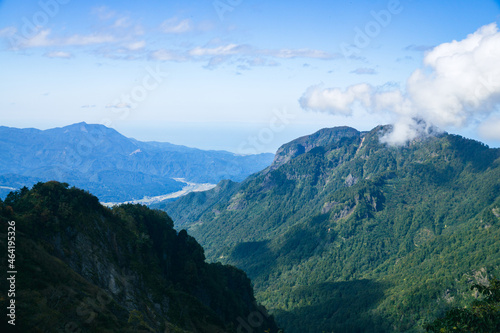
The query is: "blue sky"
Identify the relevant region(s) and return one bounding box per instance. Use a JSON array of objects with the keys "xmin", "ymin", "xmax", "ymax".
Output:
[{"xmin": 1, "ymin": 0, "xmax": 500, "ymax": 152}]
